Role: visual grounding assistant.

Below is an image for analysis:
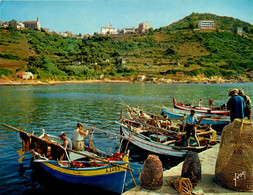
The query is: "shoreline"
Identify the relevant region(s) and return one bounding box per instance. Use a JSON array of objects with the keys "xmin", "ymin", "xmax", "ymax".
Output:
[{"xmin": 0, "ymin": 78, "xmax": 252, "ymax": 86}]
